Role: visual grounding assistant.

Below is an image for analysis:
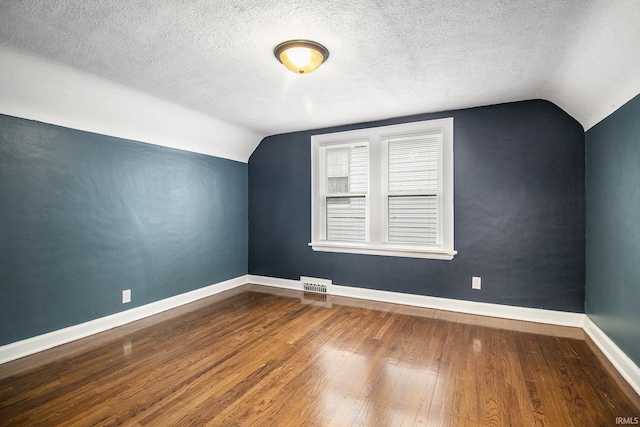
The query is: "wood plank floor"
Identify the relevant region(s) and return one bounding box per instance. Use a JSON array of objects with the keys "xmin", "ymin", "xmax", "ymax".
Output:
[{"xmin": 1, "ymin": 285, "xmax": 639, "ymax": 426}]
